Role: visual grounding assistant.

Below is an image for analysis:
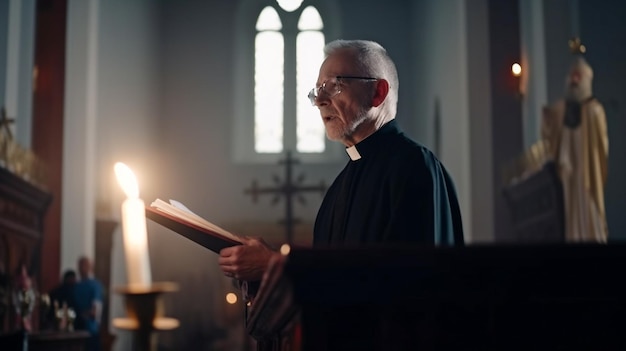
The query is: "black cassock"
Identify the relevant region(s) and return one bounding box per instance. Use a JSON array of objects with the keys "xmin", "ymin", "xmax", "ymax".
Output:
[{"xmin": 314, "ymin": 119, "xmax": 464, "ymax": 247}]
